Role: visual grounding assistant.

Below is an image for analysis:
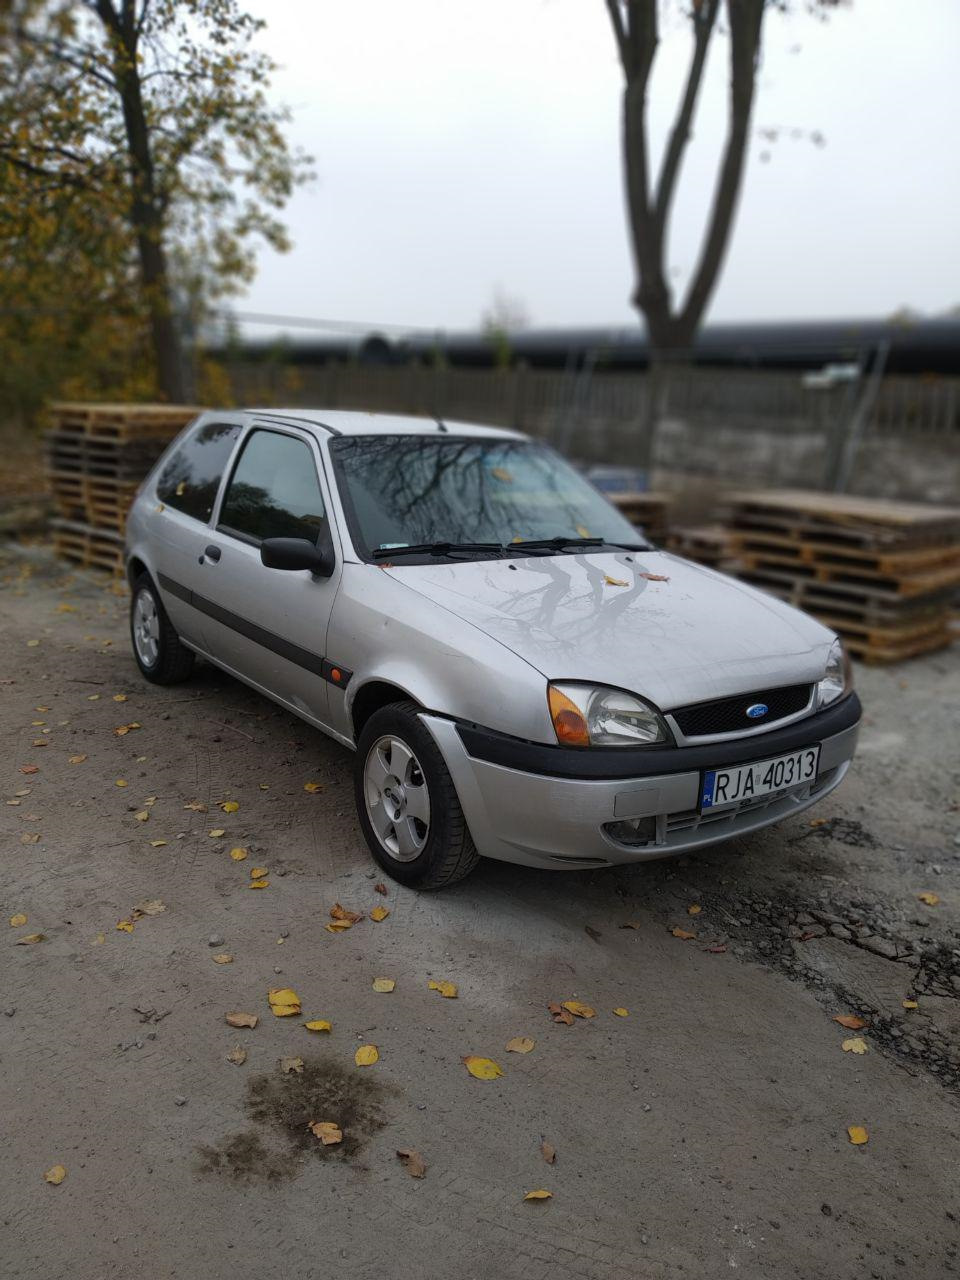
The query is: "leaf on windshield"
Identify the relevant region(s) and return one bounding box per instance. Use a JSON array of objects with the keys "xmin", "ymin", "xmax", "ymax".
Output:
[{"xmin": 490, "ymin": 467, "xmax": 513, "ymax": 483}]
